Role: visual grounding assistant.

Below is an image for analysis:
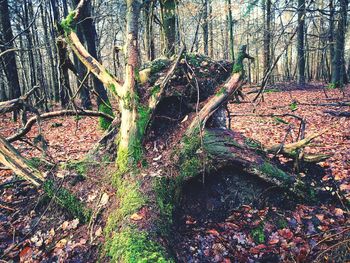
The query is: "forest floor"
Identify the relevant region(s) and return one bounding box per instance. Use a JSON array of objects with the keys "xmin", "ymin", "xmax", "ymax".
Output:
[{"xmin": 0, "ymin": 83, "xmax": 349, "ymax": 262}]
